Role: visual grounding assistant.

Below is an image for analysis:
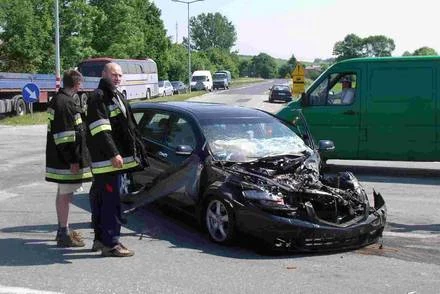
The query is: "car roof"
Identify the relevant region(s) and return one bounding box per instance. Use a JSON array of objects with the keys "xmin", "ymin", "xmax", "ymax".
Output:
[{"xmin": 131, "ymin": 101, "xmax": 272, "ymax": 120}]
